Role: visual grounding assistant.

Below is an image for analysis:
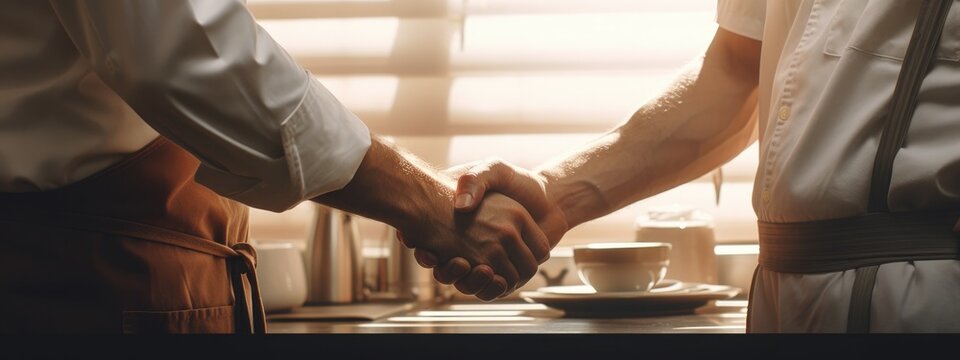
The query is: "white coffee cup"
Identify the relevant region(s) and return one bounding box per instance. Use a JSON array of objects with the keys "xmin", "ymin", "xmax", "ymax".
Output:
[
  {"xmin": 573, "ymin": 242, "xmax": 671, "ymax": 292},
  {"xmin": 253, "ymin": 242, "xmax": 308, "ymax": 313}
]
